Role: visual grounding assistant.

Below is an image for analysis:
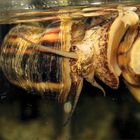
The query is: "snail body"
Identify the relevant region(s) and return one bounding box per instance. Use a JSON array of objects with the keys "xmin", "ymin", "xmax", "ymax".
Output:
[{"xmin": 72, "ymin": 8, "xmax": 139, "ymax": 94}]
